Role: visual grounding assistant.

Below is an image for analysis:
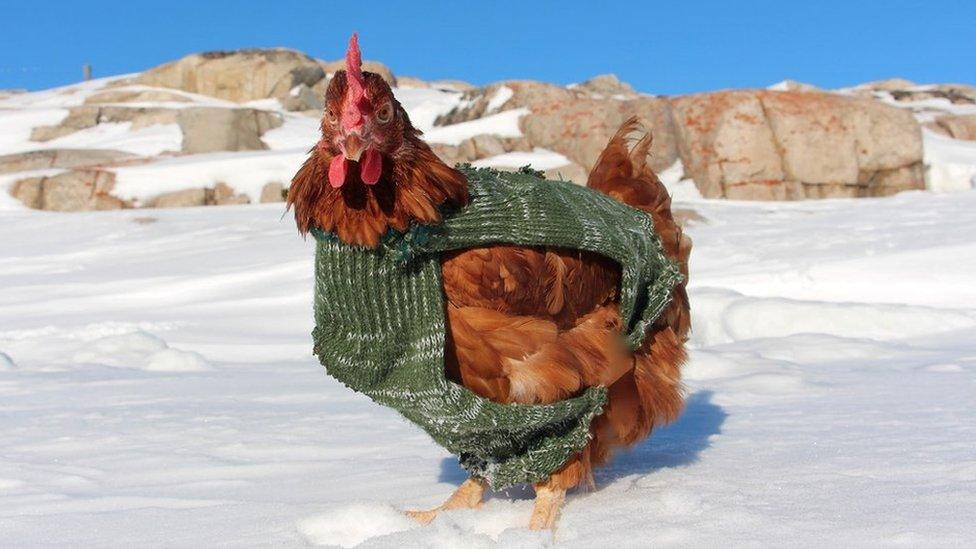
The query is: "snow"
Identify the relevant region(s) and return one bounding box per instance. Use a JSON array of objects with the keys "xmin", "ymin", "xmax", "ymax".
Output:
[
  {"xmin": 112, "ymin": 149, "xmax": 307, "ymax": 205},
  {"xmin": 658, "ymin": 160, "xmax": 704, "ymax": 201},
  {"xmin": 859, "ymin": 88, "xmax": 976, "ymax": 124},
  {"xmin": 86, "ymin": 85, "xmax": 245, "ymax": 110},
  {"xmin": 2, "ymin": 187, "xmax": 976, "ymax": 546},
  {"xmin": 298, "ymin": 504, "xmax": 419, "ymax": 547},
  {"xmin": 923, "ymin": 128, "xmax": 976, "ymax": 192},
  {"xmin": 2, "ymin": 66, "xmax": 976, "ymax": 546},
  {"xmin": 0, "ymin": 75, "xmax": 130, "ymax": 110},
  {"xmin": 423, "ymin": 108, "xmax": 530, "ymax": 145},
  {"xmin": 392, "ymin": 87, "xmax": 463, "ymax": 134},
  {"xmin": 73, "ymin": 331, "xmax": 214, "ymax": 372},
  {"xmin": 0, "ymin": 108, "xmax": 69, "ymax": 151},
  {"xmin": 486, "ymin": 86, "xmax": 514, "ymax": 113},
  {"xmin": 243, "ymin": 98, "xmax": 284, "ymax": 111},
  {"xmin": 472, "ymin": 148, "xmax": 570, "ymax": 171},
  {"xmin": 144, "ymin": 348, "xmax": 214, "ymax": 372},
  {"xmin": 39, "ymin": 122, "xmax": 182, "ymax": 156},
  {"xmin": 0, "ymin": 115, "xmax": 182, "ymax": 157},
  {"xmin": 260, "ymin": 114, "xmax": 320, "ymax": 150}
]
